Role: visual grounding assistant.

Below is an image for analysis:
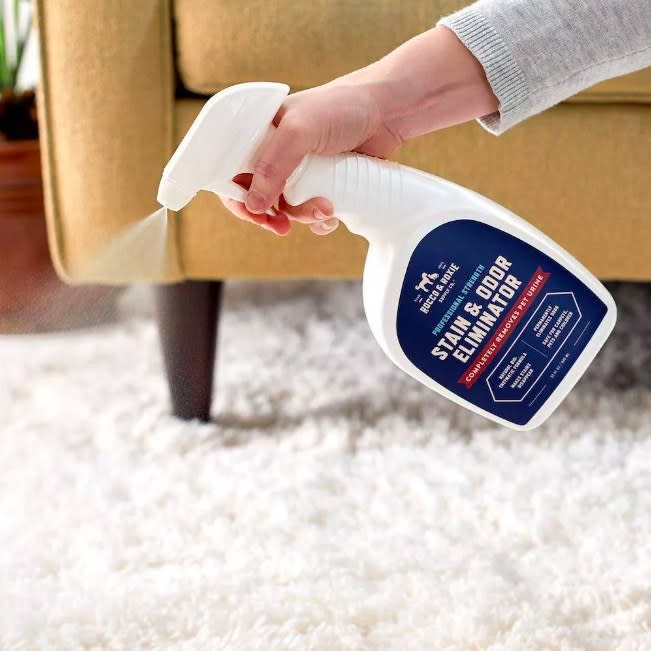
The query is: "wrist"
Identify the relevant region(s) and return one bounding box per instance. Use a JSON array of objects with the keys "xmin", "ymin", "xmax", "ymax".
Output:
[{"xmin": 362, "ymin": 25, "xmax": 499, "ymax": 136}]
